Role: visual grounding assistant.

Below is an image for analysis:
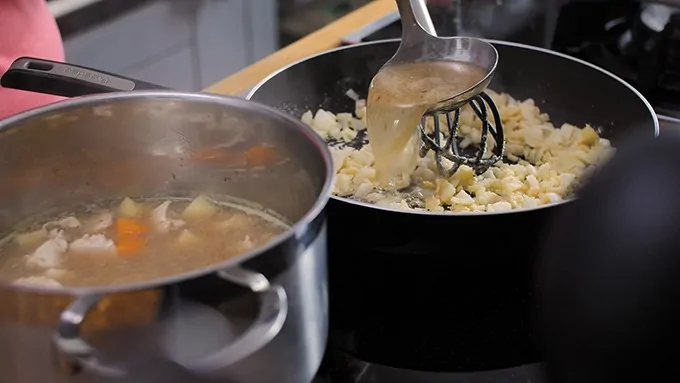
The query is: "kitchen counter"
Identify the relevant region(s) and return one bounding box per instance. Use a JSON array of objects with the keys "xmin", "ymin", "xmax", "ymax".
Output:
[{"xmin": 203, "ymin": 0, "xmax": 397, "ymax": 96}]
